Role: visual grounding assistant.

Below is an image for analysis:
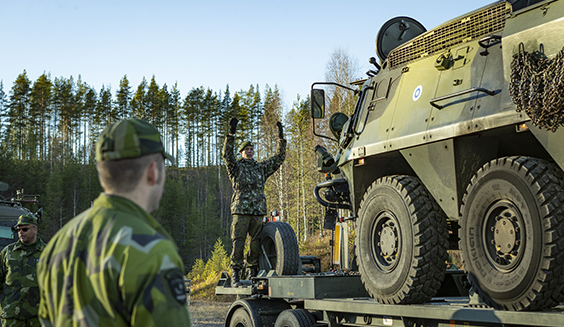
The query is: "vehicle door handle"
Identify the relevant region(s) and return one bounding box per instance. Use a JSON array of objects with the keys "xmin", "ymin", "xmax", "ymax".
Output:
[{"xmin": 430, "ymin": 87, "xmax": 496, "ymax": 109}]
